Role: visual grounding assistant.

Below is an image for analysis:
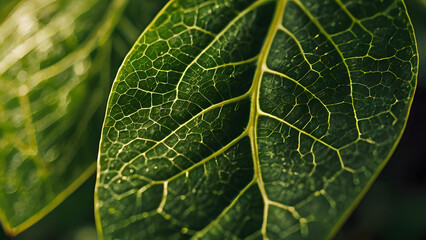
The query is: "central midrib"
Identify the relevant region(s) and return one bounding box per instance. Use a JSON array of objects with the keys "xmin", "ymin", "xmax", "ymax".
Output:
[{"xmin": 248, "ymin": 0, "xmax": 287, "ymax": 237}]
